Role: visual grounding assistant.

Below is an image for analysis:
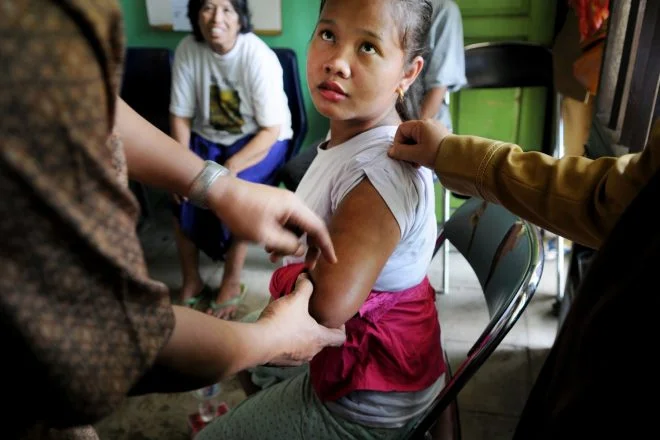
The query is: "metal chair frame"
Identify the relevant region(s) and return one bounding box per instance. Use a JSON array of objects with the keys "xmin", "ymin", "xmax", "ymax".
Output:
[
  {"xmin": 442, "ymin": 41, "xmax": 564, "ymax": 307},
  {"xmin": 405, "ymin": 197, "xmax": 544, "ymax": 439}
]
